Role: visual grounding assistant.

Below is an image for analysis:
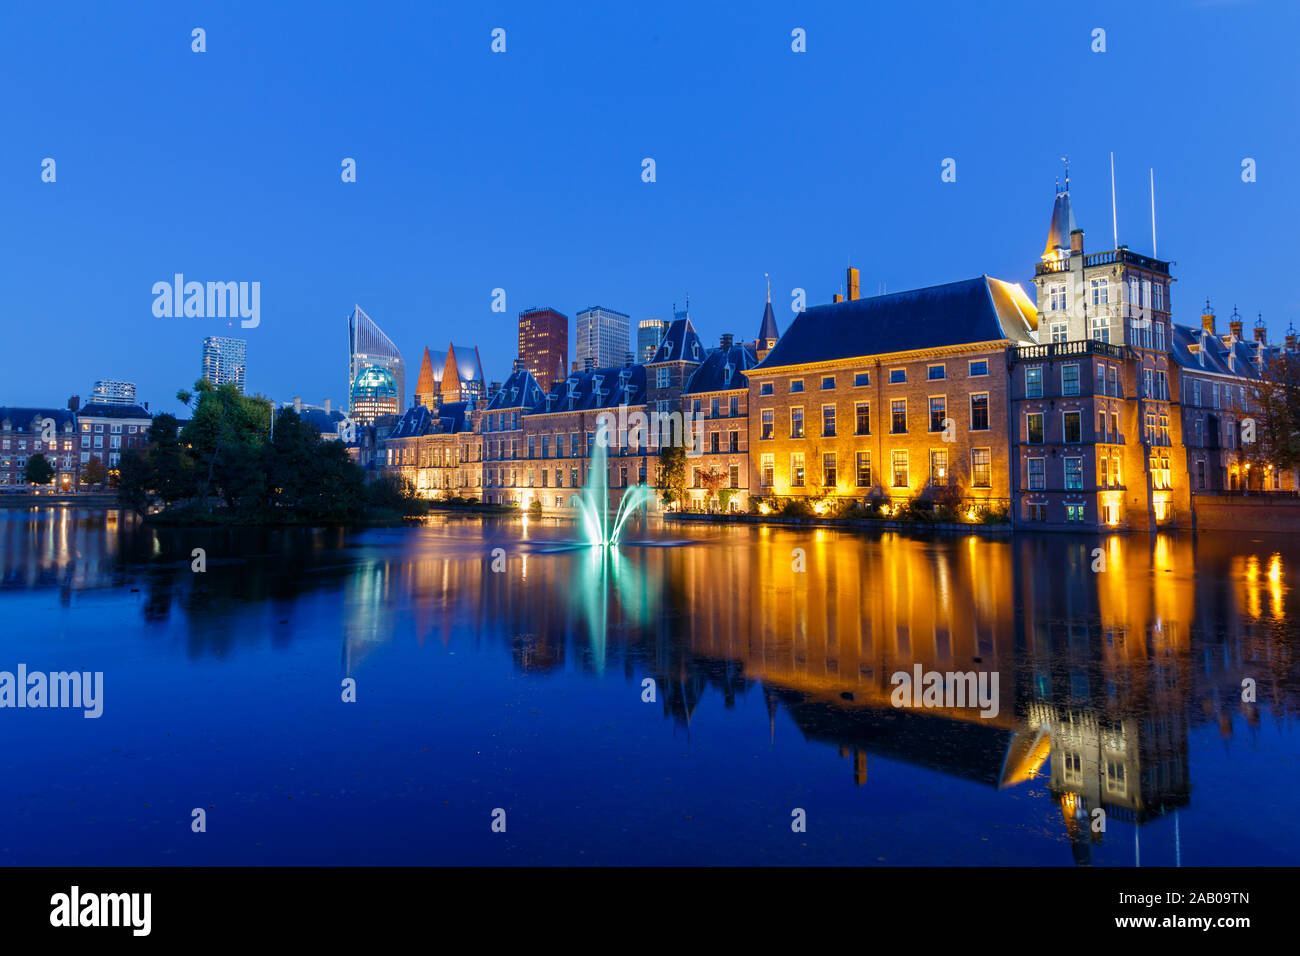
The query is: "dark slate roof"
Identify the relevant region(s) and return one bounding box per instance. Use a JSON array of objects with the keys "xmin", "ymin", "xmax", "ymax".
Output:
[
  {"xmin": 77, "ymin": 402, "xmax": 152, "ymax": 419},
  {"xmin": 757, "ymin": 300, "xmax": 780, "ymax": 343},
  {"xmin": 388, "ymin": 402, "xmax": 474, "ymax": 438},
  {"xmin": 685, "ymin": 344, "xmax": 759, "ymax": 394},
  {"xmin": 755, "ymin": 276, "xmax": 1037, "ymax": 370},
  {"xmin": 0, "ymin": 408, "xmax": 76, "ymax": 431},
  {"xmin": 435, "ymin": 401, "xmax": 473, "ymax": 433},
  {"xmin": 485, "ymin": 368, "xmax": 545, "ymax": 411},
  {"xmin": 531, "ymin": 364, "xmax": 647, "ymax": 415},
  {"xmin": 649, "ymin": 316, "xmax": 705, "ymax": 364},
  {"xmin": 1170, "ymin": 324, "xmax": 1266, "ymax": 380},
  {"xmin": 297, "ymin": 408, "xmax": 346, "ymax": 433}
]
